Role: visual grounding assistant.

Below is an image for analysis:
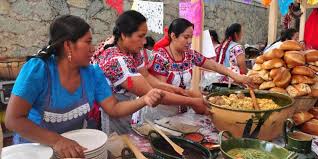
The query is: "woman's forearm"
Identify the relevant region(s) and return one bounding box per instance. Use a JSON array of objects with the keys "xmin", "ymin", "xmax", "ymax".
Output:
[
  {"xmin": 6, "ymin": 117, "xmax": 61, "ymax": 146},
  {"xmin": 161, "ymin": 91, "xmax": 193, "ymax": 106},
  {"xmin": 202, "ymin": 59, "xmax": 239, "ymax": 79}
]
